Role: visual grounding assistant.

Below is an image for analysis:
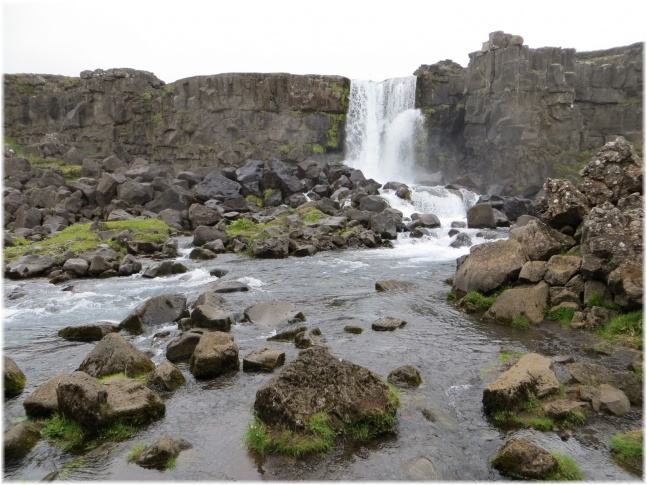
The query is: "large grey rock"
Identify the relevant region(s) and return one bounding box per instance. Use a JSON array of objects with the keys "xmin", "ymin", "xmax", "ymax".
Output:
[
  {"xmin": 592, "ymin": 384, "xmax": 631, "ymax": 416},
  {"xmin": 5, "ymin": 254, "xmax": 58, "ymax": 279},
  {"xmin": 120, "ymin": 293, "xmax": 187, "ymax": 335},
  {"xmin": 102, "ymin": 376, "xmax": 165, "ymax": 426},
  {"xmin": 77, "ymin": 333, "xmax": 156, "ymax": 378},
  {"xmin": 485, "ymin": 282, "xmax": 550, "ymax": 325},
  {"xmin": 509, "ymin": 219, "xmax": 576, "ymax": 261},
  {"xmin": 166, "ymin": 329, "xmax": 206, "ymax": 362},
  {"xmin": 13, "ymin": 205, "xmax": 42, "ymax": 229},
  {"xmin": 144, "ymin": 187, "xmax": 188, "ymax": 212},
  {"xmin": 58, "ymin": 323, "xmax": 120, "ymax": 342},
  {"xmin": 566, "ymin": 362, "xmax": 642, "ymax": 404},
  {"xmin": 4, "ymin": 422, "xmax": 43, "ymax": 462},
  {"xmin": 62, "ymin": 258, "xmax": 89, "ymax": 277},
  {"xmin": 190, "ymin": 305, "xmax": 234, "ymax": 331},
  {"xmin": 387, "ymin": 365, "xmax": 422, "ymax": 388},
  {"xmin": 372, "ymin": 316, "xmax": 407, "ymax": 331},
  {"xmin": 193, "ymin": 225, "xmax": 228, "ymax": 247},
  {"xmin": 194, "ymin": 171, "xmax": 242, "ymax": 202},
  {"xmin": 23, "ymin": 375, "xmax": 65, "ymax": 418},
  {"xmin": 492, "ymin": 439, "xmax": 557, "ymax": 480},
  {"xmin": 4, "ymin": 356, "xmax": 26, "ymax": 397},
  {"xmin": 116, "ymin": 180, "xmax": 154, "ymax": 206},
  {"xmin": 244, "ymin": 301, "xmax": 305, "ymax": 329},
  {"xmin": 189, "ymin": 331, "xmax": 239, "ymax": 379},
  {"xmin": 467, "ymin": 203, "xmax": 496, "ymax": 229},
  {"xmin": 359, "ymin": 195, "xmax": 388, "ymax": 213},
  {"xmin": 536, "ymin": 179, "xmax": 590, "ymax": 229},
  {"xmin": 252, "ymin": 235, "xmax": 290, "ymax": 258},
  {"xmin": 148, "ymin": 362, "xmax": 186, "ymax": 392},
  {"xmin": 544, "ymin": 255, "xmax": 582, "ymax": 286},
  {"xmin": 483, "ymin": 353, "xmax": 560, "ymax": 413},
  {"xmin": 453, "ymin": 239, "xmax": 528, "ymax": 296},
  {"xmin": 188, "ymin": 203, "xmax": 222, "ymax": 228},
  {"xmin": 253, "ymin": 347, "xmax": 397, "ymax": 435},
  {"xmin": 56, "ymin": 371, "xmax": 110, "ymax": 427},
  {"xmin": 134, "ymin": 435, "xmax": 192, "ymax": 470}
]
